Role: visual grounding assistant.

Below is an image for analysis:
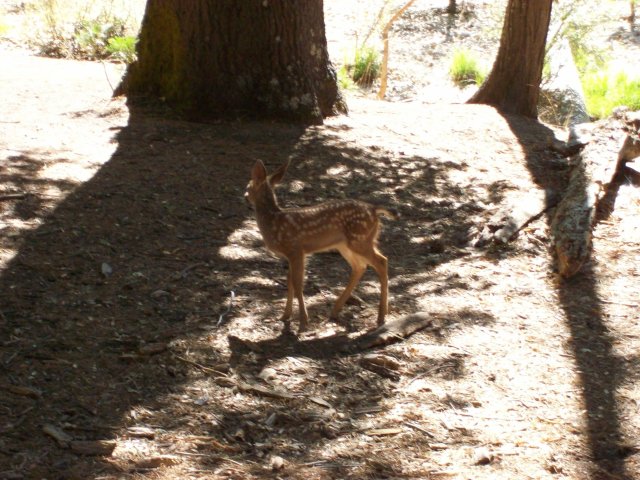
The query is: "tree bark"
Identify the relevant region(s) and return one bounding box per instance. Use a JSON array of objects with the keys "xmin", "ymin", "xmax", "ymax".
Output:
[
  {"xmin": 468, "ymin": 0, "xmax": 552, "ymax": 118},
  {"xmin": 116, "ymin": 0, "xmax": 346, "ymax": 124}
]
